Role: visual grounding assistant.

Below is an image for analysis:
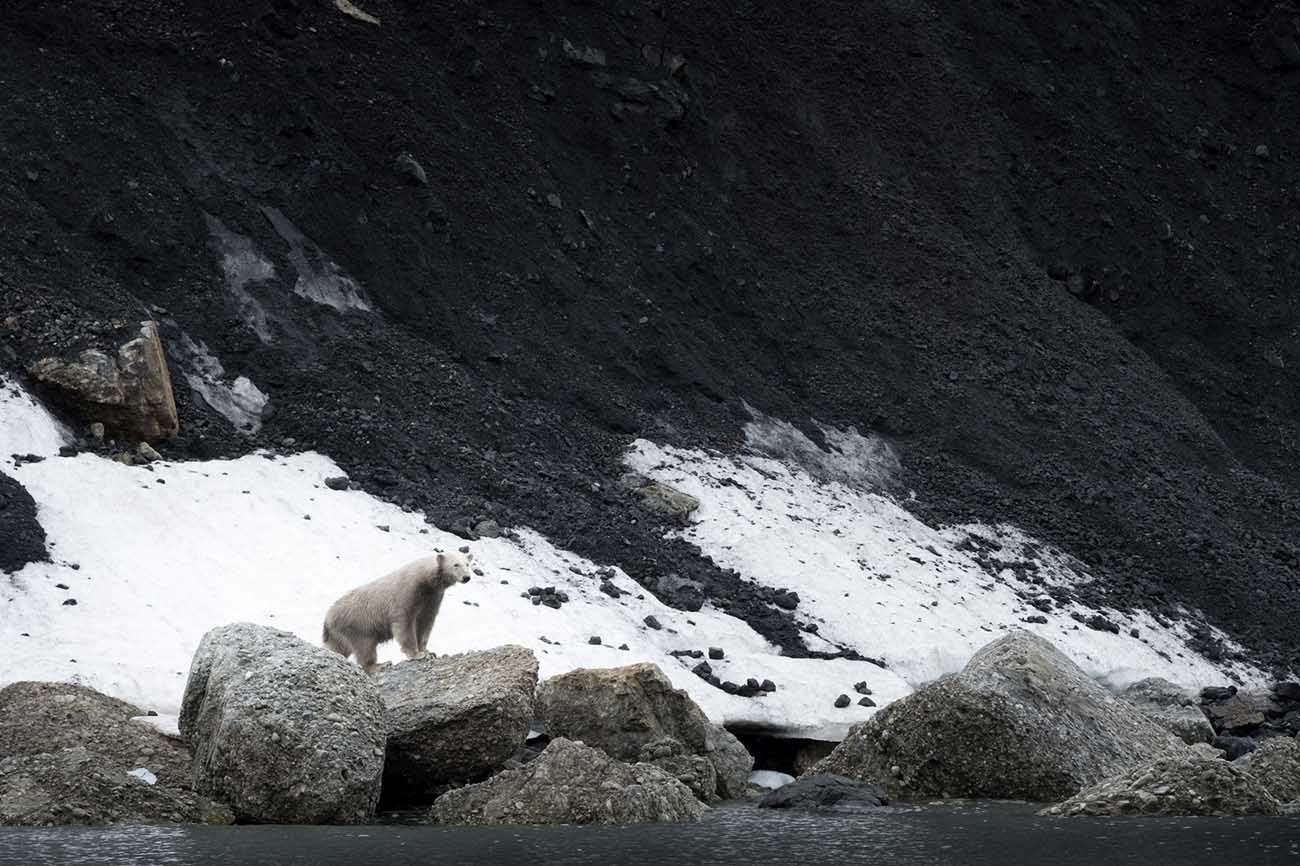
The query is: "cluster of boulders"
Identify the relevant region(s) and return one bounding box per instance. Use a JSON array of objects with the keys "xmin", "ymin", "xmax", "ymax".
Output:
[
  {"xmin": 808, "ymin": 630, "xmax": 1300, "ymax": 817},
  {"xmin": 3, "ymin": 626, "xmax": 1296, "ymax": 826},
  {"xmin": 0, "ymin": 624, "xmax": 750, "ymax": 826}
]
